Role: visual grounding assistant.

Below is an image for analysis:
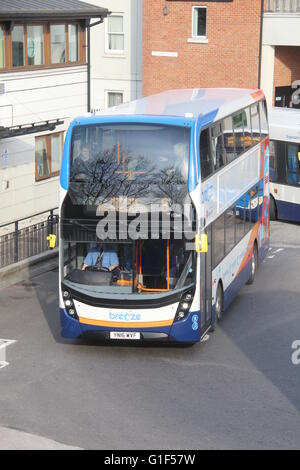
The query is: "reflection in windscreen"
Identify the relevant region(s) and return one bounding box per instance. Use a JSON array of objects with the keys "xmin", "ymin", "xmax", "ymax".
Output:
[{"xmin": 69, "ymin": 124, "xmax": 190, "ymax": 207}]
